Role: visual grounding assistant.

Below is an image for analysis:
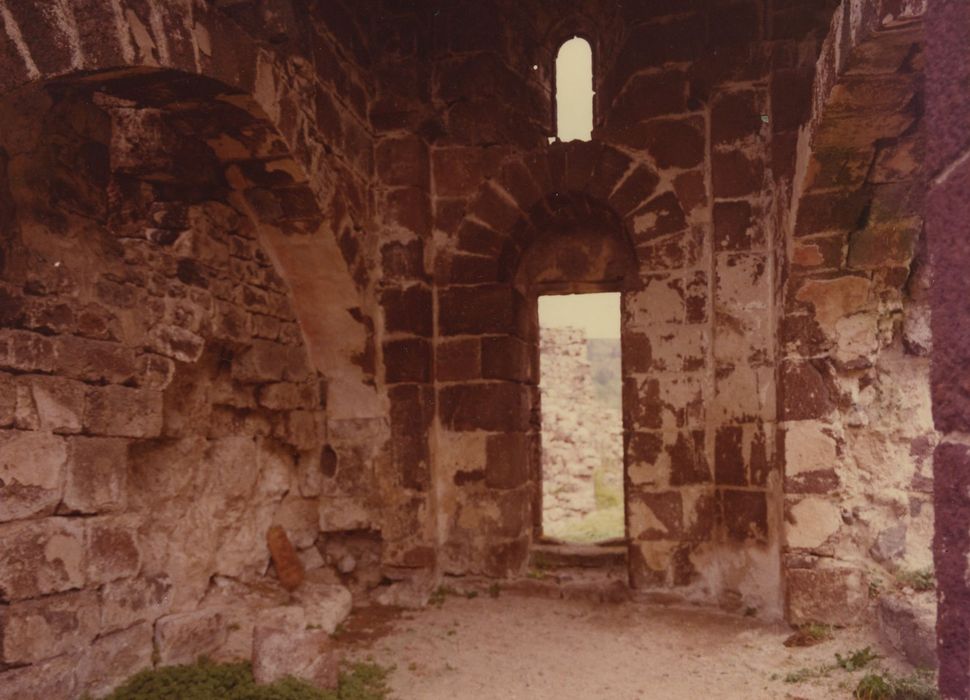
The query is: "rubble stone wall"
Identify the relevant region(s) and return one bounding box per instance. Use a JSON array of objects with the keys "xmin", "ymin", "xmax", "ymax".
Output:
[
  {"xmin": 539, "ymin": 327, "xmax": 622, "ymax": 529},
  {"xmin": 781, "ymin": 0, "xmax": 933, "ymax": 626},
  {"xmin": 0, "ymin": 2, "xmax": 392, "ymax": 696}
]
